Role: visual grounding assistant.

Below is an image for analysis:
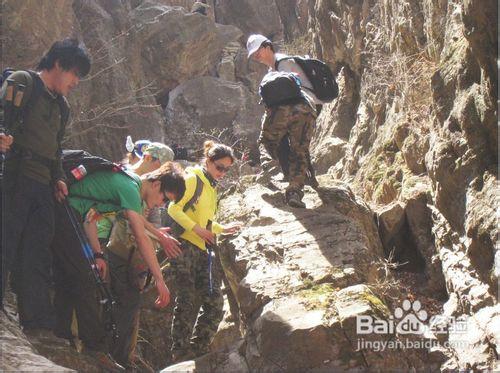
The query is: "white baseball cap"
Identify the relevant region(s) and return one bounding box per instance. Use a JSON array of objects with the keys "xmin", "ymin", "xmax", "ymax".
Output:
[{"xmin": 246, "ymin": 34, "xmax": 271, "ymax": 58}]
